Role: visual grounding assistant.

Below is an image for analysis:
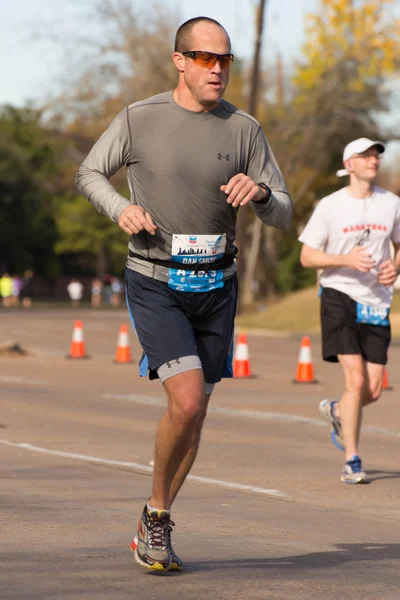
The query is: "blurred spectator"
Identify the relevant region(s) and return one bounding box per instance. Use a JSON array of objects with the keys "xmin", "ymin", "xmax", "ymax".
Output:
[
  {"xmin": 103, "ymin": 274, "xmax": 112, "ymax": 305},
  {"xmin": 67, "ymin": 279, "xmax": 84, "ymax": 308},
  {"xmin": 20, "ymin": 269, "xmax": 34, "ymax": 308},
  {"xmin": 0, "ymin": 273, "xmax": 13, "ymax": 308},
  {"xmin": 110, "ymin": 276, "xmax": 123, "ymax": 306},
  {"xmin": 91, "ymin": 278, "xmax": 103, "ymax": 308},
  {"xmin": 11, "ymin": 275, "xmax": 22, "ymax": 306}
]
